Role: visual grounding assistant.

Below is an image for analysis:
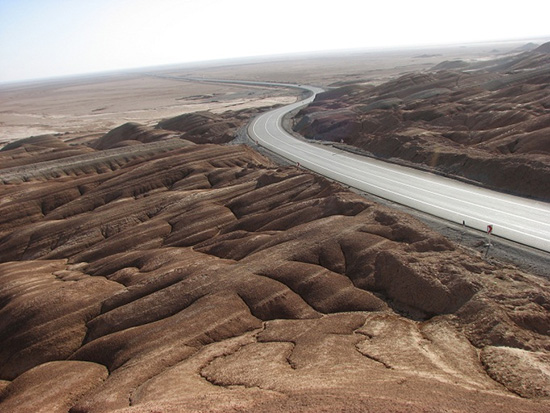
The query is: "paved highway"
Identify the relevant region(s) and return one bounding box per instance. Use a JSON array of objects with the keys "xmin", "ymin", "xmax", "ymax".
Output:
[{"xmin": 245, "ymin": 84, "xmax": 550, "ymax": 253}]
